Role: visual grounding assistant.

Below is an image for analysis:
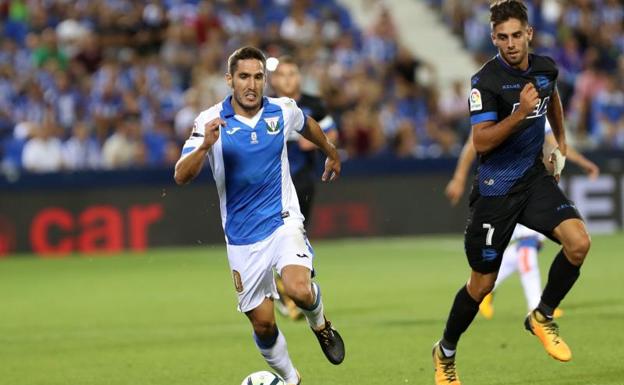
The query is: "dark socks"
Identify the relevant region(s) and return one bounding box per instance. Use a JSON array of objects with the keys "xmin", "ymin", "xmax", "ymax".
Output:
[
  {"xmin": 442, "ymin": 285, "xmax": 480, "ymax": 351},
  {"xmin": 539, "ymin": 250, "xmax": 580, "ymax": 317},
  {"xmin": 254, "ymin": 327, "xmax": 279, "ymax": 349}
]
